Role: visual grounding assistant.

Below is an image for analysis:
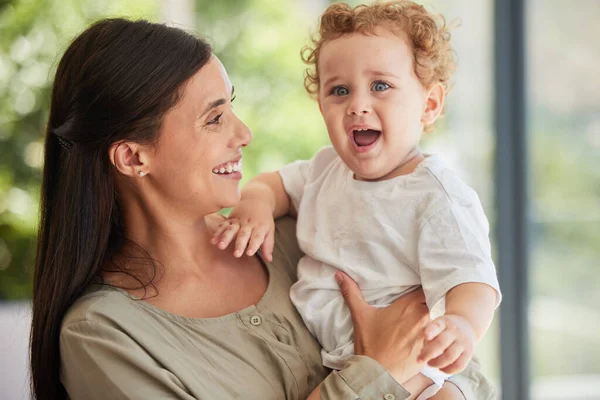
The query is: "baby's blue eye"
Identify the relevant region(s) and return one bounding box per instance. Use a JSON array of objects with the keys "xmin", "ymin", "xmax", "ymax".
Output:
[
  {"xmin": 372, "ymin": 81, "xmax": 391, "ymax": 91},
  {"xmin": 331, "ymin": 86, "xmax": 350, "ymax": 96}
]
